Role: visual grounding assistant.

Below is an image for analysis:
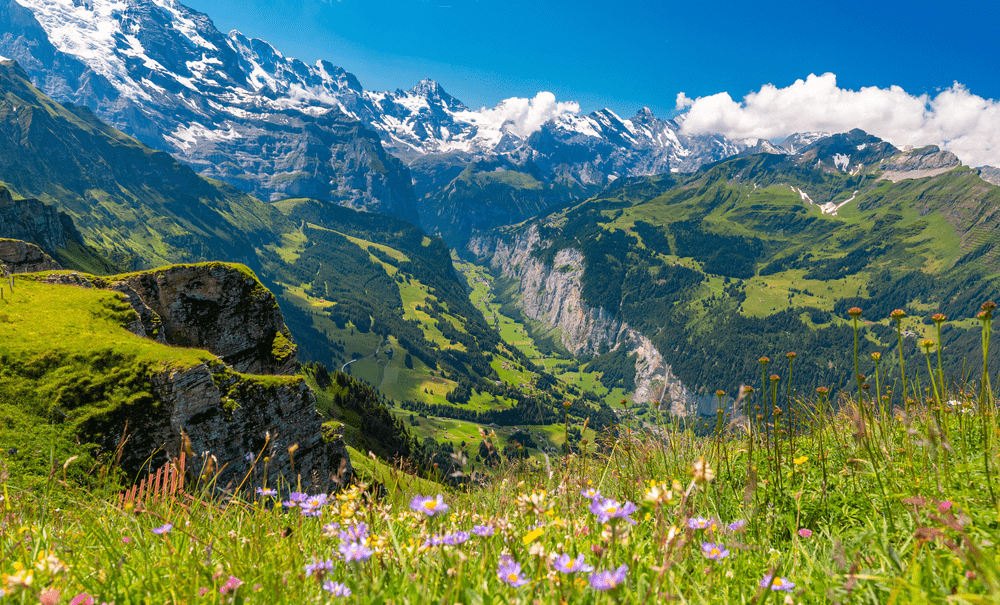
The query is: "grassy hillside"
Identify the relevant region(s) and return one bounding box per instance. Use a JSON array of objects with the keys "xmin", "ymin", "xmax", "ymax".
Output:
[
  {"xmin": 0, "ymin": 62, "xmax": 292, "ymax": 270},
  {"xmin": 4, "ymin": 325, "xmax": 1000, "ymax": 603},
  {"xmin": 0, "ymin": 273, "xmax": 215, "ymax": 487},
  {"xmin": 490, "ymin": 149, "xmax": 1000, "ymax": 402}
]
